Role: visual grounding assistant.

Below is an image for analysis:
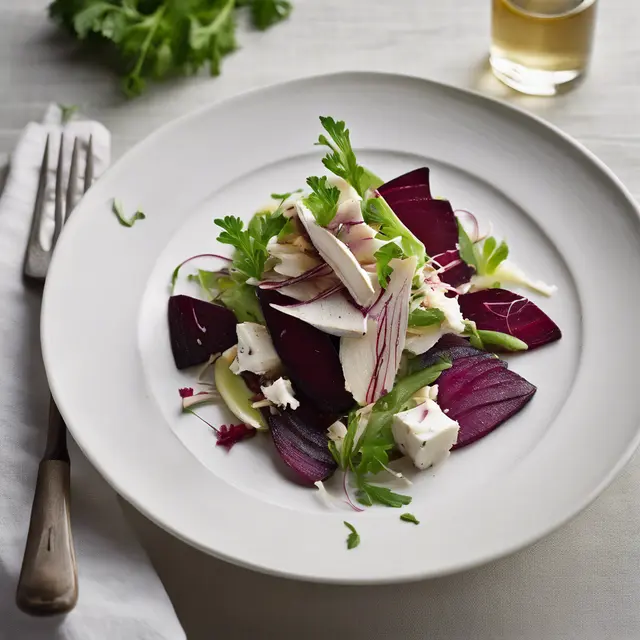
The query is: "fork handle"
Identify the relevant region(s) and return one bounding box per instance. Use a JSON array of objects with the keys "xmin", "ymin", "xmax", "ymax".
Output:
[{"xmin": 16, "ymin": 460, "xmax": 78, "ymax": 616}]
